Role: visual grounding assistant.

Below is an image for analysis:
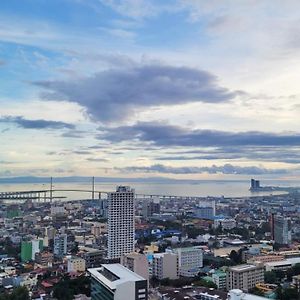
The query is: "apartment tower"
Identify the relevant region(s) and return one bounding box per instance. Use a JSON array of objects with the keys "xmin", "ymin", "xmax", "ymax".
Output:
[{"xmin": 107, "ymin": 186, "xmax": 135, "ymax": 259}]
